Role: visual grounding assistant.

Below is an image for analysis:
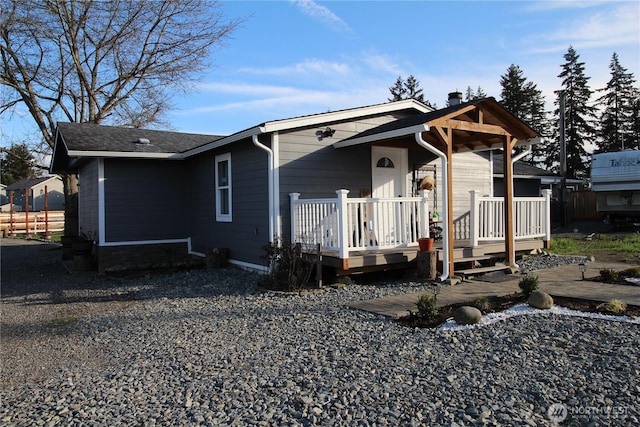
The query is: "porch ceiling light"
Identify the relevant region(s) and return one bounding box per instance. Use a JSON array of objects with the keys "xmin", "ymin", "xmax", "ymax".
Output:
[{"xmin": 316, "ymin": 127, "xmax": 336, "ymax": 140}]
